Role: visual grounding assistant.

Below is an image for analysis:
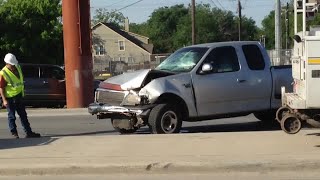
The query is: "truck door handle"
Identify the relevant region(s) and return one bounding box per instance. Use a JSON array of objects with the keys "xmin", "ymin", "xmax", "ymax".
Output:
[
  {"xmin": 182, "ymin": 83, "xmax": 191, "ymax": 88},
  {"xmin": 237, "ymin": 79, "xmax": 246, "ymax": 83}
]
